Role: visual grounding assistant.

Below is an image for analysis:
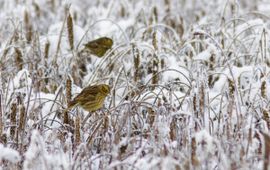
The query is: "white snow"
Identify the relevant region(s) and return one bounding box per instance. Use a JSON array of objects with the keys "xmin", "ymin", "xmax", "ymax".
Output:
[{"xmin": 0, "ymin": 144, "xmax": 20, "ymax": 163}]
